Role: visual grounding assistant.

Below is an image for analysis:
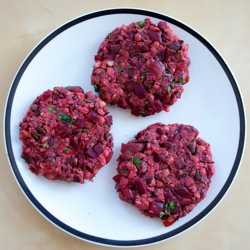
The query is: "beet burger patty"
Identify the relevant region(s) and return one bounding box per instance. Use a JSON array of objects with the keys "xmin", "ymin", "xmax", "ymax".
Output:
[
  {"xmin": 113, "ymin": 123, "xmax": 215, "ymax": 226},
  {"xmin": 91, "ymin": 18, "xmax": 190, "ymax": 116},
  {"xmin": 19, "ymin": 86, "xmax": 113, "ymax": 183}
]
